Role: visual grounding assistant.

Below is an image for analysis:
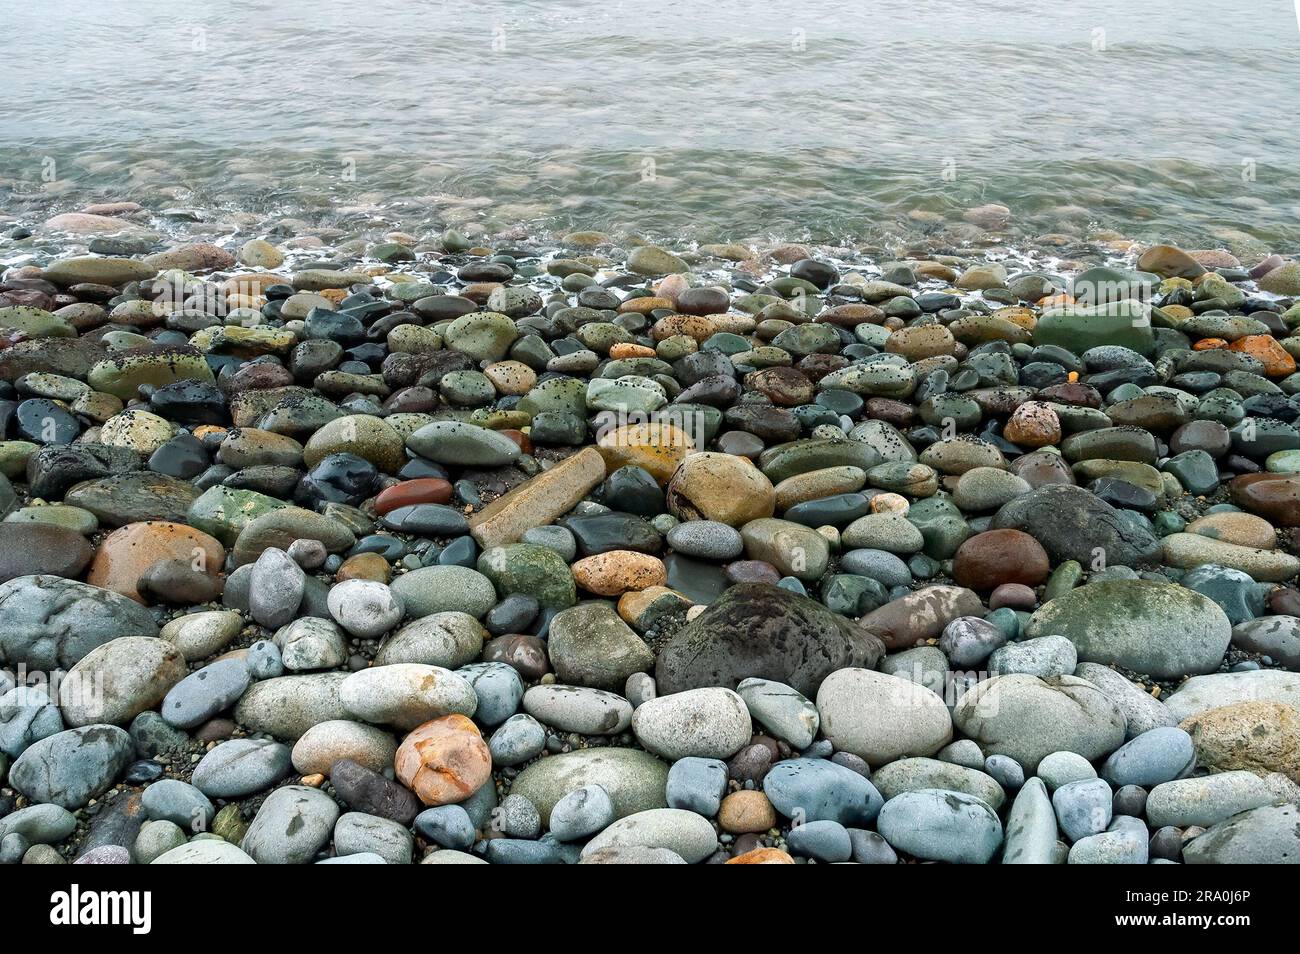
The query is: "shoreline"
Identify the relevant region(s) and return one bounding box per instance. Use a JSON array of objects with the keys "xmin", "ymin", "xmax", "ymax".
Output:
[{"xmin": 1, "ymin": 198, "xmax": 1299, "ymax": 865}]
